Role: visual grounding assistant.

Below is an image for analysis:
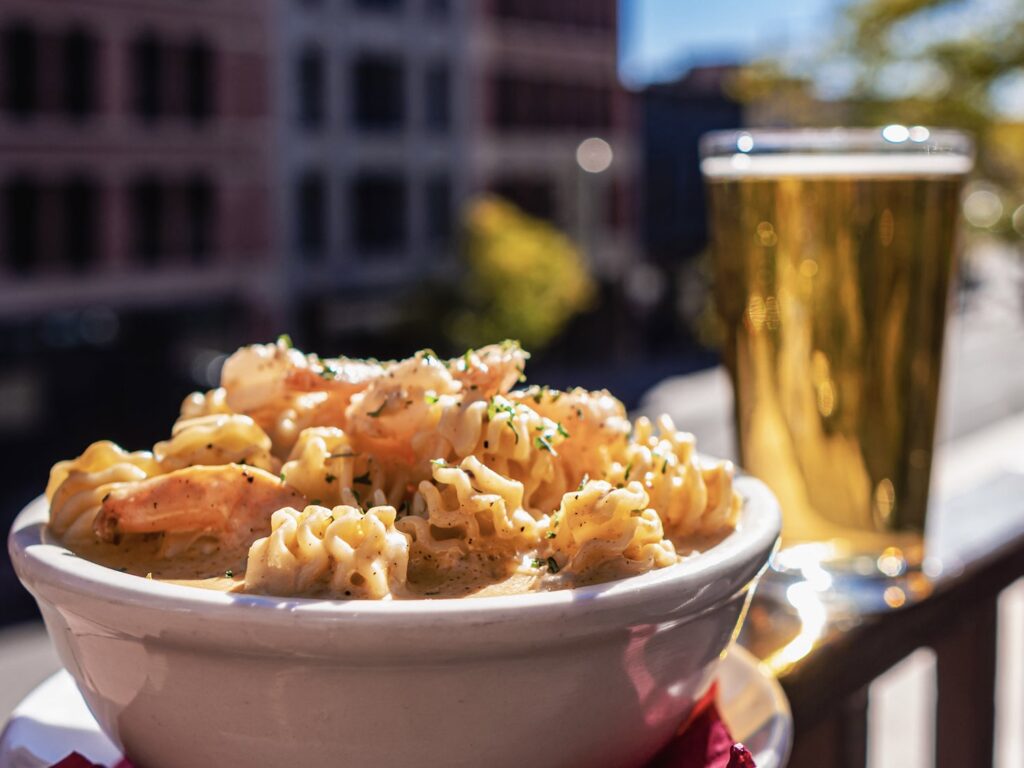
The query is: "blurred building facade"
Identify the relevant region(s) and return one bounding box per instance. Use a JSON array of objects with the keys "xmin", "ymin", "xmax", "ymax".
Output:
[
  {"xmin": 641, "ymin": 65, "xmax": 742, "ymax": 267},
  {"xmin": 276, "ymin": 0, "xmax": 468, "ymax": 343},
  {"xmin": 636, "ymin": 65, "xmax": 743, "ymax": 356},
  {"xmin": 278, "ymin": 0, "xmax": 637, "ymax": 347},
  {"xmin": 0, "ymin": 0, "xmax": 274, "ymax": 320},
  {"xmin": 0, "ymin": 0, "xmax": 273, "ymax": 622},
  {"xmin": 472, "ymin": 0, "xmax": 637, "ymax": 279}
]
